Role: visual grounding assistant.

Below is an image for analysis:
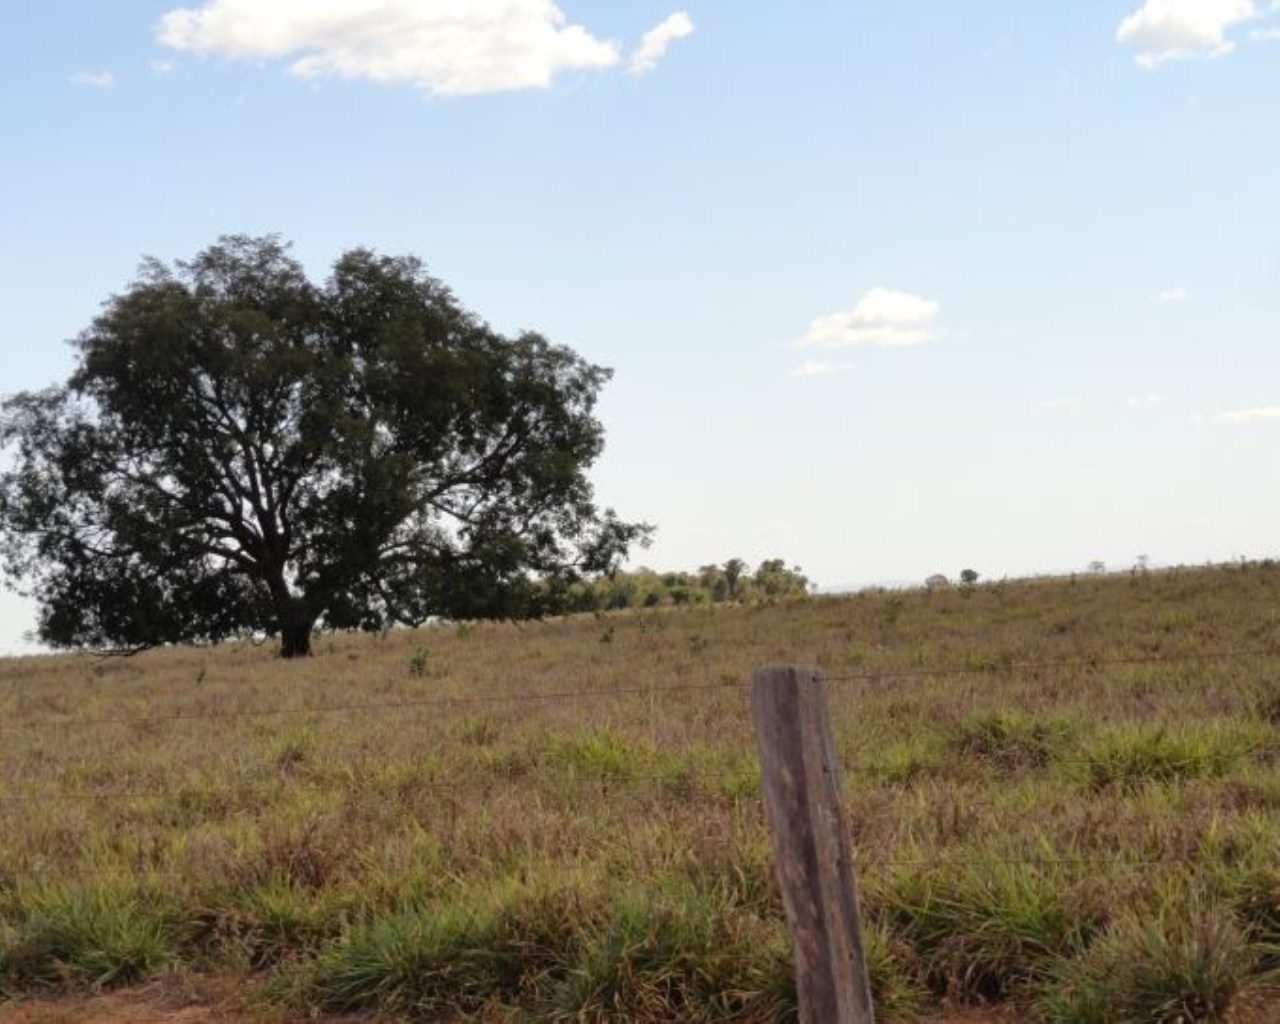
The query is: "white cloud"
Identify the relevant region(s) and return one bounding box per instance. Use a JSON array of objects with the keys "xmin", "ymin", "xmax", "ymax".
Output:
[
  {"xmin": 628, "ymin": 11, "xmax": 695, "ymax": 76},
  {"xmin": 1042, "ymin": 397, "xmax": 1078, "ymax": 410},
  {"xmin": 1213, "ymin": 406, "xmax": 1280, "ymax": 423},
  {"xmin": 789, "ymin": 359, "xmax": 856, "ymax": 378},
  {"xmin": 1159, "ymin": 287, "xmax": 1189, "ymax": 302},
  {"xmin": 1252, "ymin": 27, "xmax": 1280, "ymax": 38},
  {"xmin": 156, "ymin": 0, "xmax": 627, "ymax": 96},
  {"xmin": 151, "ymin": 59, "xmax": 177, "ymax": 75},
  {"xmin": 796, "ymin": 287, "xmax": 941, "ymax": 349},
  {"xmin": 1116, "ymin": 0, "xmax": 1259, "ymax": 68},
  {"xmin": 70, "ymin": 70, "xmax": 116, "ymax": 88},
  {"xmin": 1127, "ymin": 393, "xmax": 1168, "ymax": 409}
]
